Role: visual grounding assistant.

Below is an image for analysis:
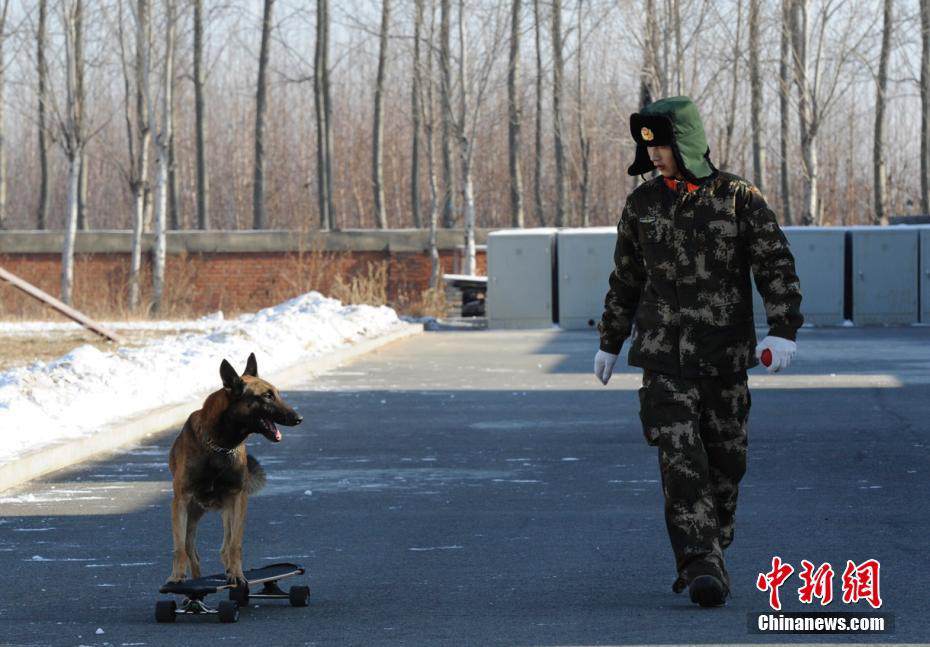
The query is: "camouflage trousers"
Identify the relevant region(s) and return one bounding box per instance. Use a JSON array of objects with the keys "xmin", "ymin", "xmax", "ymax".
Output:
[{"xmin": 637, "ymin": 368, "xmax": 751, "ymax": 594}]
